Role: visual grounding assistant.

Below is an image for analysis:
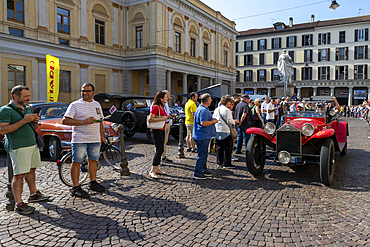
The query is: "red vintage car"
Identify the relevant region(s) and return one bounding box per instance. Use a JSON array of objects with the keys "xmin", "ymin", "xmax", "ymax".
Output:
[
  {"xmin": 245, "ymin": 101, "xmax": 348, "ymax": 186},
  {"xmin": 0, "ymin": 102, "xmax": 119, "ymax": 161}
]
